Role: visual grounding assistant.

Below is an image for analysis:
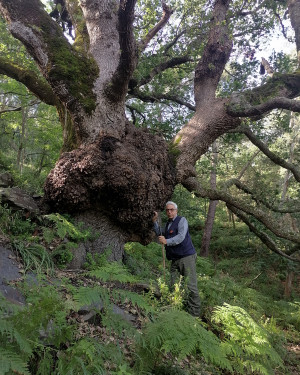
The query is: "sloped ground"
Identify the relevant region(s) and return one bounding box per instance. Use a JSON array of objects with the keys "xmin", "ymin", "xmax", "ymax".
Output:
[{"xmin": 1, "ymin": 236, "xmax": 300, "ymax": 375}]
